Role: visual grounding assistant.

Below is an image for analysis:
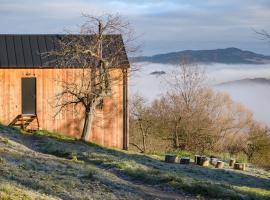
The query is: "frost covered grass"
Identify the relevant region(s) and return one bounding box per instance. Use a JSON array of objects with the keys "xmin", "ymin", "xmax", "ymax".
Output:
[
  {"xmin": 0, "ymin": 182, "xmax": 59, "ymax": 200},
  {"xmin": 79, "ymin": 151, "xmax": 270, "ymax": 199},
  {"xmin": 0, "ymin": 125, "xmax": 269, "ymax": 199}
]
